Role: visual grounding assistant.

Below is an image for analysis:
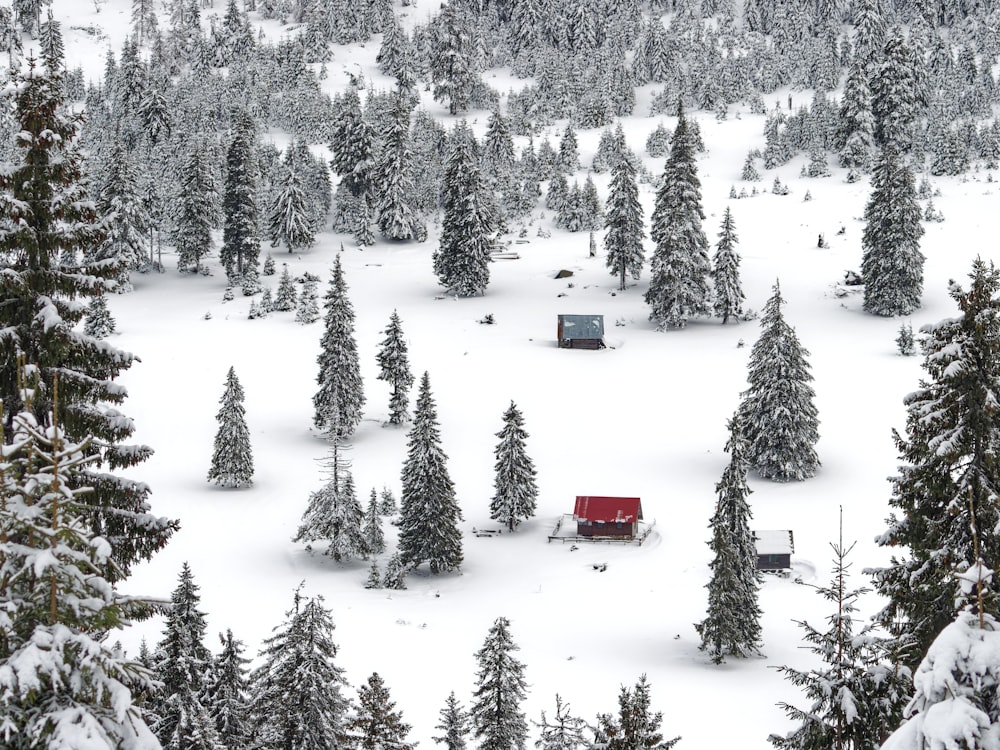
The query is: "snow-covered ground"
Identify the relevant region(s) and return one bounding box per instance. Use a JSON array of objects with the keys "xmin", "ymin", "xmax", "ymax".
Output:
[{"xmin": 32, "ymin": 0, "xmax": 1000, "ymax": 746}]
